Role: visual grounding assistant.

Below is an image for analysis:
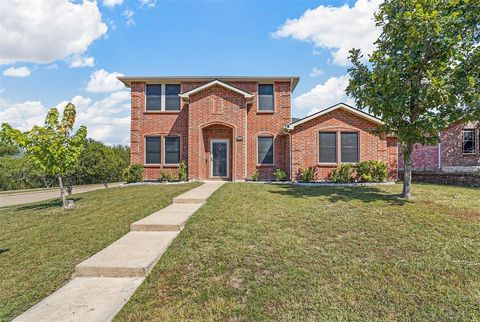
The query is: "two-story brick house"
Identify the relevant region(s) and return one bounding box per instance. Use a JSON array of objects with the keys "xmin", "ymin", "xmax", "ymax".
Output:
[{"xmin": 118, "ymin": 76, "xmax": 398, "ymax": 181}]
